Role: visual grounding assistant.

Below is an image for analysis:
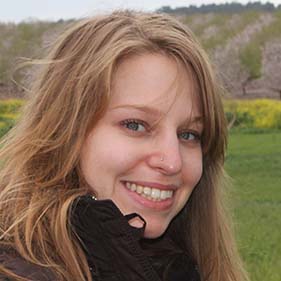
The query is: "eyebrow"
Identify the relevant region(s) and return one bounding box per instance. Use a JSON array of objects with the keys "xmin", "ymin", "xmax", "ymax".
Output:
[{"xmin": 109, "ymin": 104, "xmax": 203, "ymax": 125}]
